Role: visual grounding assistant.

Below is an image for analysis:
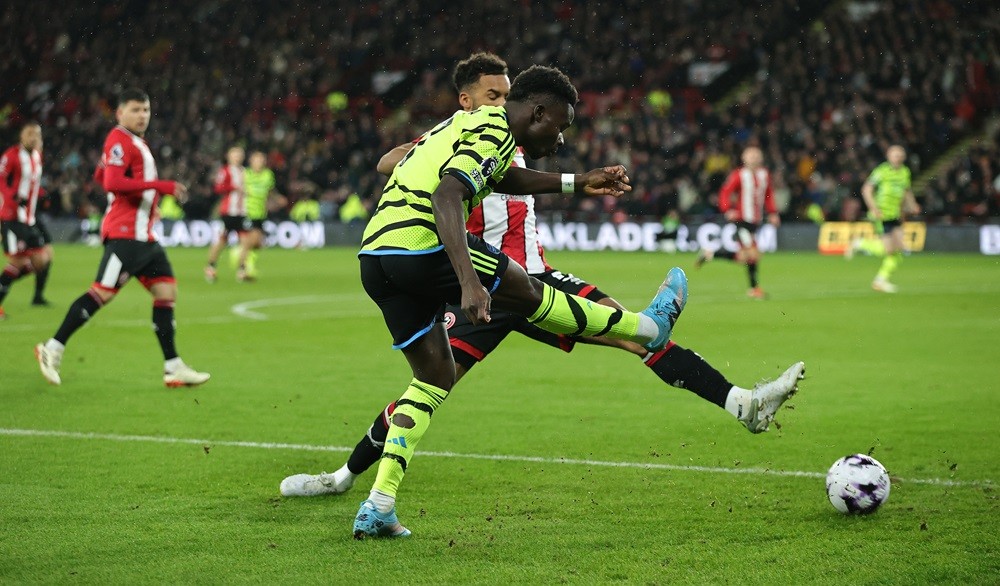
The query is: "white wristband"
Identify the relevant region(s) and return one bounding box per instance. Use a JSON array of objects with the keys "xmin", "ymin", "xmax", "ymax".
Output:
[{"xmin": 561, "ymin": 173, "xmax": 575, "ymax": 194}]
